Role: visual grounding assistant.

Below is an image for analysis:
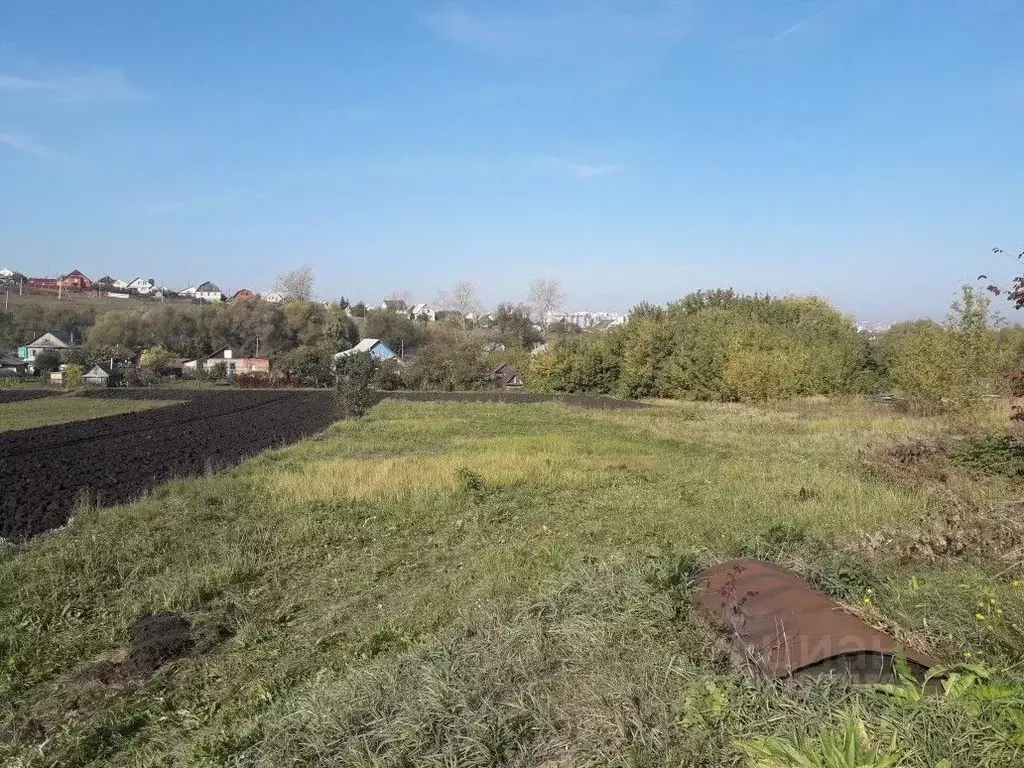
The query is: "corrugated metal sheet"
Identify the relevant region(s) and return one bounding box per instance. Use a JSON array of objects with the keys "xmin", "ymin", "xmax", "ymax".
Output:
[{"xmin": 694, "ymin": 560, "xmax": 936, "ymax": 681}]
